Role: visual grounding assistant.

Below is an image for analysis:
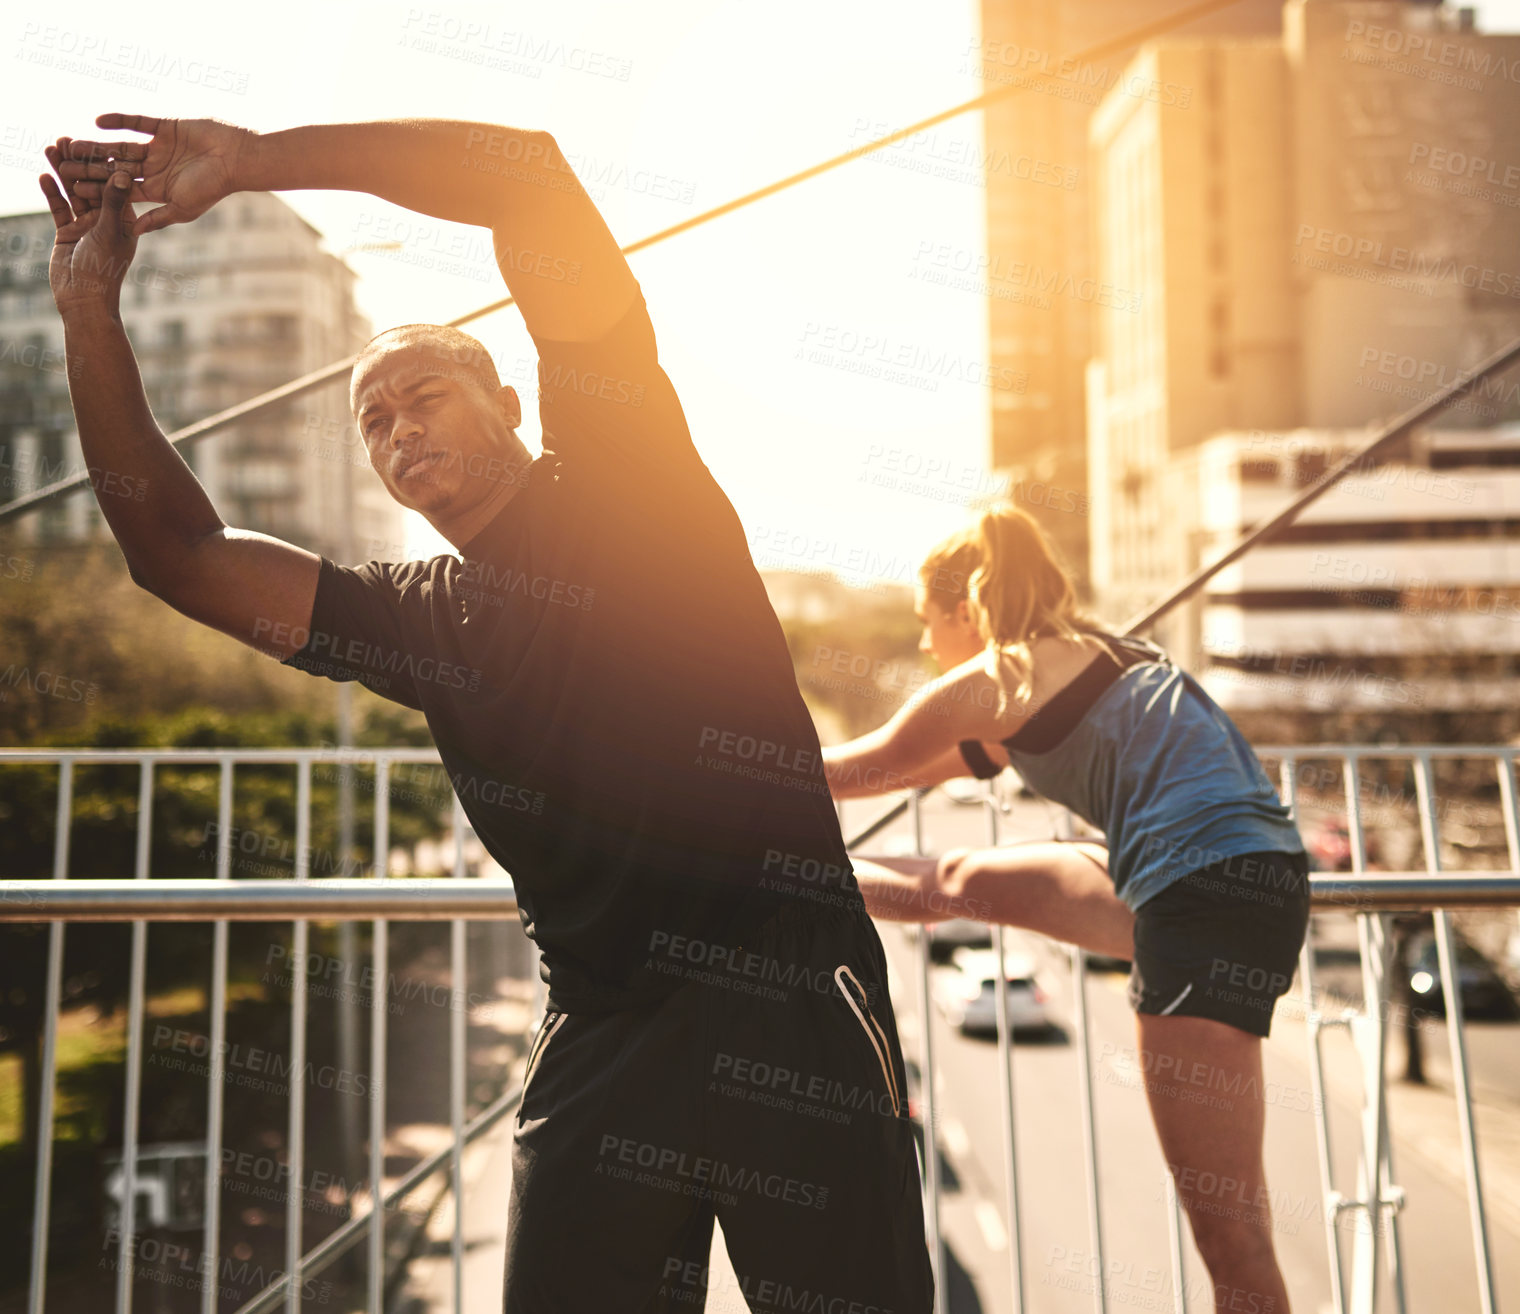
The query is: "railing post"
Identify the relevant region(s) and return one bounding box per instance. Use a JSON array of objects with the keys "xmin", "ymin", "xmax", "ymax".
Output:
[
  {"xmin": 1413, "ymin": 756, "xmax": 1497, "ymax": 1314},
  {"xmin": 1280, "ymin": 756, "xmax": 1347, "ymax": 1314},
  {"xmin": 1165, "ymin": 1172, "xmax": 1188, "ymax": 1314},
  {"xmin": 1342, "ymin": 755, "xmax": 1408, "ymax": 1314},
  {"xmin": 1051, "ymin": 806, "xmax": 1107, "ymax": 1314},
  {"xmin": 1070, "ymin": 939, "xmax": 1106, "ymax": 1314},
  {"xmin": 286, "ymin": 760, "xmax": 311, "ymax": 1314},
  {"xmin": 985, "ymin": 796, "xmax": 1027, "ymax": 1314},
  {"xmin": 908, "ymin": 791, "xmax": 947, "ymax": 1314},
  {"xmin": 202, "ymin": 756, "xmax": 233, "ymax": 1314},
  {"xmin": 368, "ymin": 758, "xmax": 390, "ymax": 1314},
  {"xmin": 450, "ymin": 796, "xmax": 469, "ymax": 1314},
  {"xmin": 29, "ymin": 759, "xmax": 73, "ymax": 1314},
  {"xmin": 115, "ymin": 762, "xmax": 154, "ymax": 1314}
]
